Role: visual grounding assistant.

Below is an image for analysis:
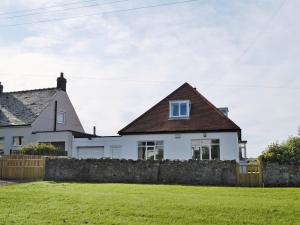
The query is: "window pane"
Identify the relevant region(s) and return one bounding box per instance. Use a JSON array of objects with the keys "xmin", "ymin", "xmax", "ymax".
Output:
[
  {"xmin": 139, "ymin": 140, "xmax": 164, "ymax": 160},
  {"xmin": 147, "ymin": 141, "xmax": 155, "ymax": 146},
  {"xmin": 172, "ymin": 103, "xmax": 179, "ymax": 116},
  {"xmin": 147, "ymin": 149, "xmax": 155, "ymax": 160},
  {"xmin": 211, "ymin": 139, "xmax": 220, "ymax": 145},
  {"xmin": 202, "ymin": 146, "xmax": 209, "ymax": 160},
  {"xmin": 13, "ymin": 137, "xmax": 17, "ymax": 145},
  {"xmin": 138, "ymin": 147, "xmax": 146, "ymax": 160},
  {"xmin": 211, "ymin": 145, "xmax": 220, "ymax": 160},
  {"xmin": 138, "ymin": 142, "xmax": 146, "ymax": 147},
  {"xmin": 57, "ymin": 112, "xmax": 65, "ymax": 124},
  {"xmin": 13, "ymin": 136, "xmax": 23, "ymax": 146},
  {"xmin": 156, "ymin": 147, "xmax": 164, "ymax": 160},
  {"xmin": 201, "ymin": 140, "xmax": 211, "ymax": 145},
  {"xmin": 180, "ymin": 103, "xmax": 187, "ymax": 116},
  {"xmin": 192, "ymin": 147, "xmax": 200, "ymax": 160}
]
